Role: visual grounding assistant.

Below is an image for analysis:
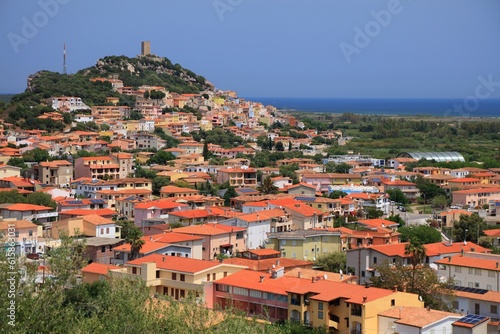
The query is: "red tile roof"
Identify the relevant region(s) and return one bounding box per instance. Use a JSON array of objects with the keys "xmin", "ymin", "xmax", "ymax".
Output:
[
  {"xmin": 134, "ymin": 199, "xmax": 188, "ymax": 210},
  {"xmin": 5, "ymin": 203, "xmax": 53, "ymax": 211},
  {"xmin": 82, "ymin": 263, "xmax": 120, "ymax": 275},
  {"xmin": 126, "ymin": 254, "xmax": 229, "ymax": 273},
  {"xmin": 60, "ymin": 208, "xmax": 117, "ymax": 217},
  {"xmin": 434, "ymin": 253, "xmax": 500, "ymax": 271}
]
